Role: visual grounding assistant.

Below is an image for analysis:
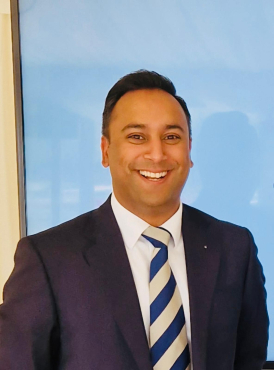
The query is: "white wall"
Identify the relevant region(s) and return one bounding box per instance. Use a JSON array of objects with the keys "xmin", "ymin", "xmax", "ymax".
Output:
[{"xmin": 0, "ymin": 0, "xmax": 20, "ymax": 303}]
